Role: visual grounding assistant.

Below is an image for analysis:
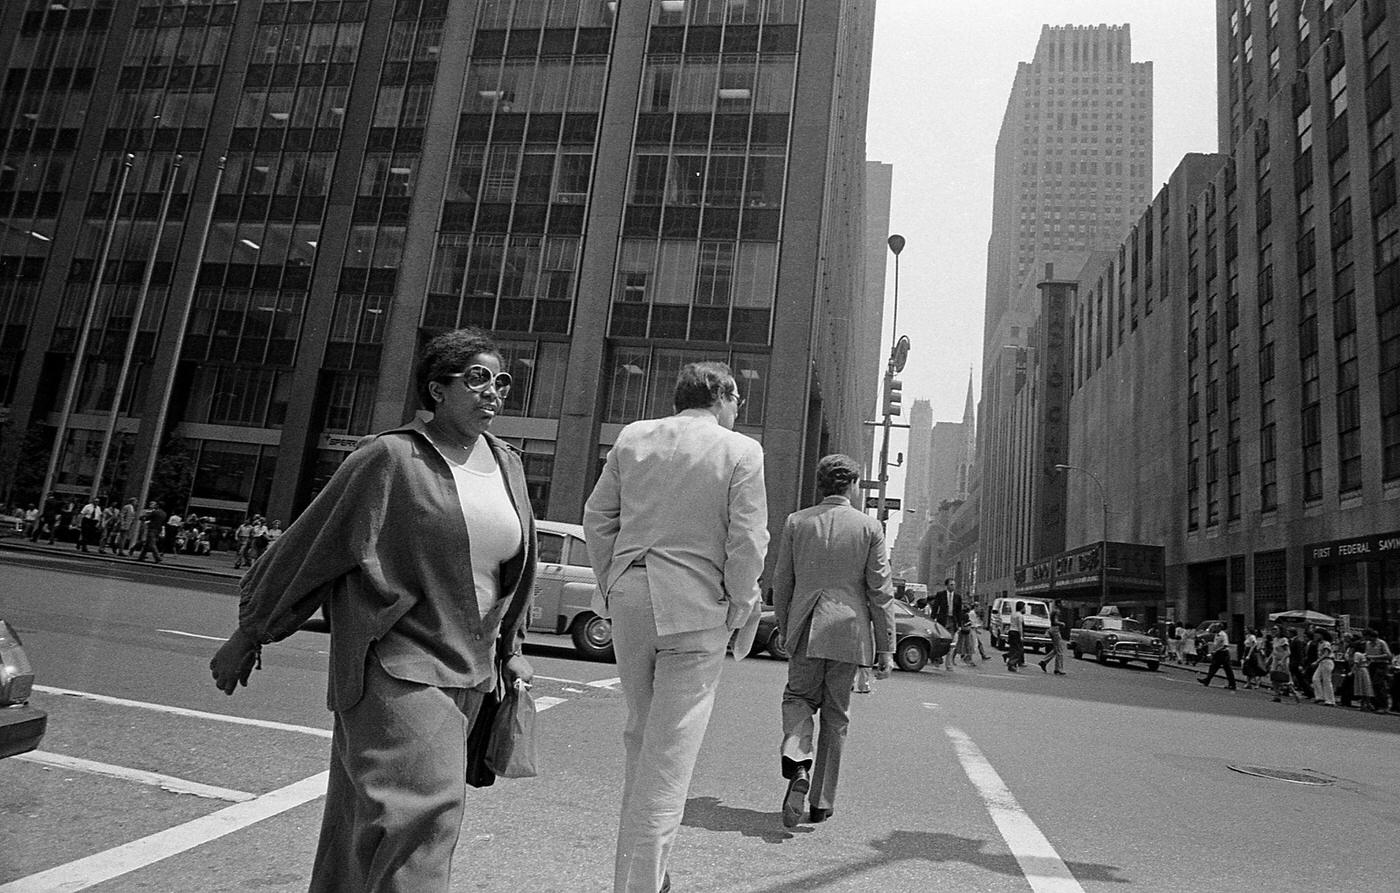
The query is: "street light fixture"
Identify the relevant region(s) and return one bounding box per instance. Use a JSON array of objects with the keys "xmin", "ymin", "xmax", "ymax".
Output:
[
  {"xmin": 875, "ymin": 235, "xmax": 909, "ymax": 530},
  {"xmin": 1053, "ymin": 463, "xmax": 1109, "ymax": 609}
]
